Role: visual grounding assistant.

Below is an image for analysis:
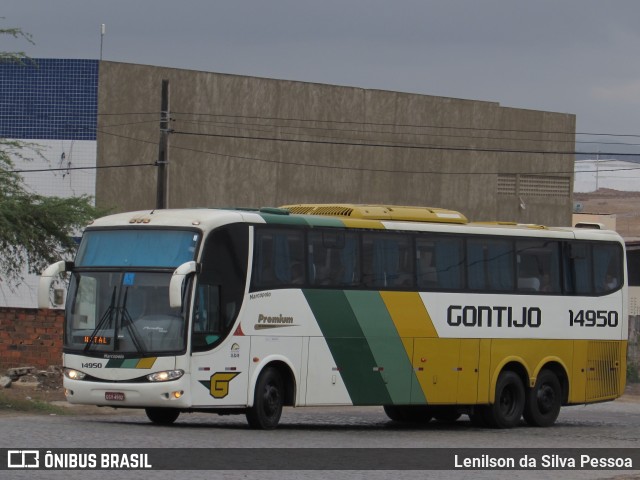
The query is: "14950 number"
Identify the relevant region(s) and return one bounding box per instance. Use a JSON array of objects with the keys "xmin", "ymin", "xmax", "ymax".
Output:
[{"xmin": 569, "ymin": 309, "xmax": 618, "ymax": 327}]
